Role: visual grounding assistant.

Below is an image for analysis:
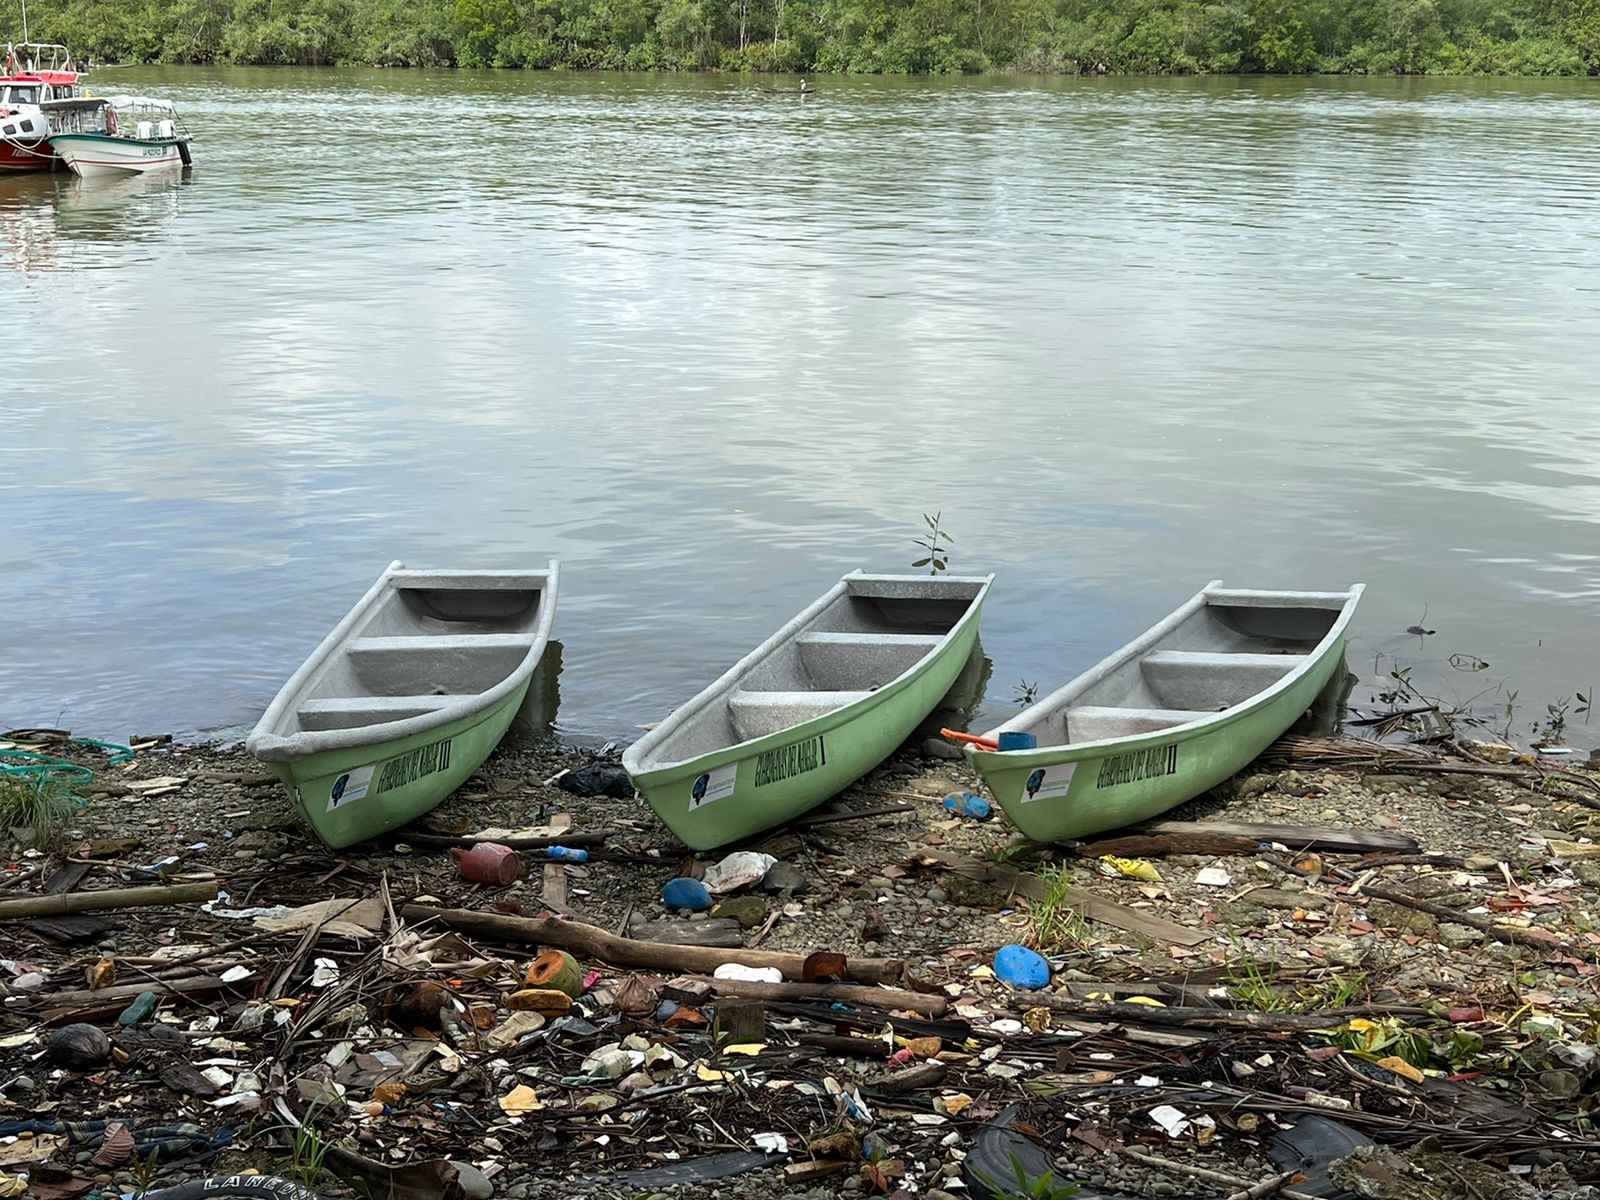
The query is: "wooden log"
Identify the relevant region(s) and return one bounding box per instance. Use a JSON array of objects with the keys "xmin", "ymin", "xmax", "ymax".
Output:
[
  {"xmin": 678, "ymin": 974, "xmax": 947, "ymax": 1017},
  {"xmin": 0, "ymin": 881, "xmax": 218, "ymax": 921},
  {"xmin": 402, "ymin": 904, "xmax": 907, "ymax": 985},
  {"xmin": 626, "ymin": 917, "xmax": 744, "ymax": 947}
]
